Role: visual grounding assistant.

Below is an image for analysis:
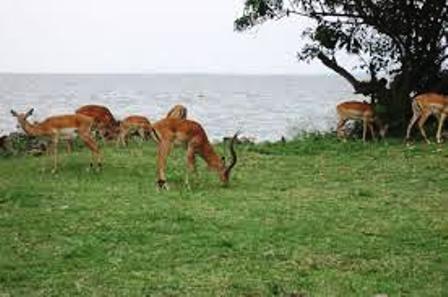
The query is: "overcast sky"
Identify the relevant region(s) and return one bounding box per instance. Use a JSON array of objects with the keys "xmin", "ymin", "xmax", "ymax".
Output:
[{"xmin": 0, "ymin": 0, "xmax": 329, "ymax": 74}]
